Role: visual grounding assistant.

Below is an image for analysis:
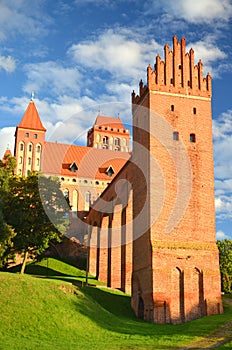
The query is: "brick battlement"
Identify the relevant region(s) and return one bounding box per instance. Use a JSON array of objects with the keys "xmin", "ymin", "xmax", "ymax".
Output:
[{"xmin": 132, "ymin": 36, "xmax": 212, "ymax": 104}]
